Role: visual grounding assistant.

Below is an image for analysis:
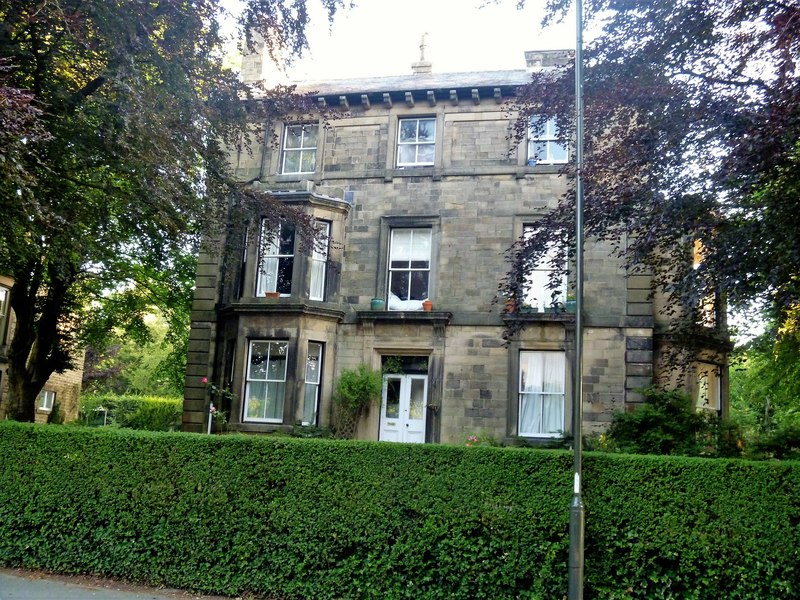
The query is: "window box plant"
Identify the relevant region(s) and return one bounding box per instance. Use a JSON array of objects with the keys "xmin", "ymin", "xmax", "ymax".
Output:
[{"xmin": 565, "ymin": 293, "xmax": 577, "ymax": 313}]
